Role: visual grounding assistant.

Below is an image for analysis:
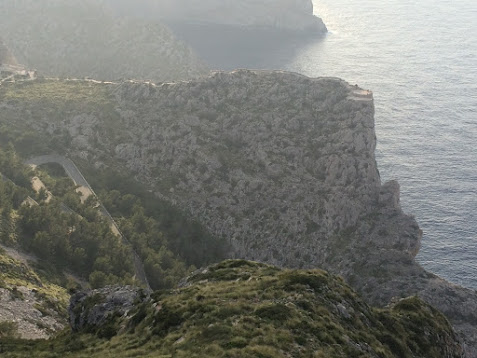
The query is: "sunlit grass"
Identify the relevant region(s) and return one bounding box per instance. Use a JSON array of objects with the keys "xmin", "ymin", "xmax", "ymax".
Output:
[
  {"xmin": 0, "ymin": 79, "xmax": 113, "ymax": 119},
  {"xmin": 0, "ymin": 260, "xmax": 461, "ymax": 358}
]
